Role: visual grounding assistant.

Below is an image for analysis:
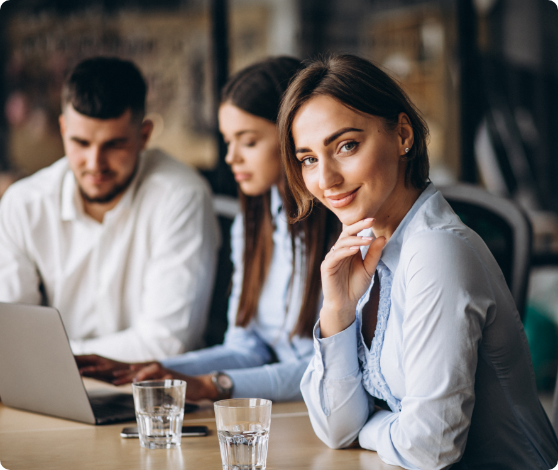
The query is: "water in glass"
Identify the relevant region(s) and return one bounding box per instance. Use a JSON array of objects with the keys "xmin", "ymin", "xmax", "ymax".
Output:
[
  {"xmin": 217, "ymin": 423, "xmax": 269, "ymax": 470},
  {"xmin": 137, "ymin": 405, "xmax": 183, "ymax": 449}
]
